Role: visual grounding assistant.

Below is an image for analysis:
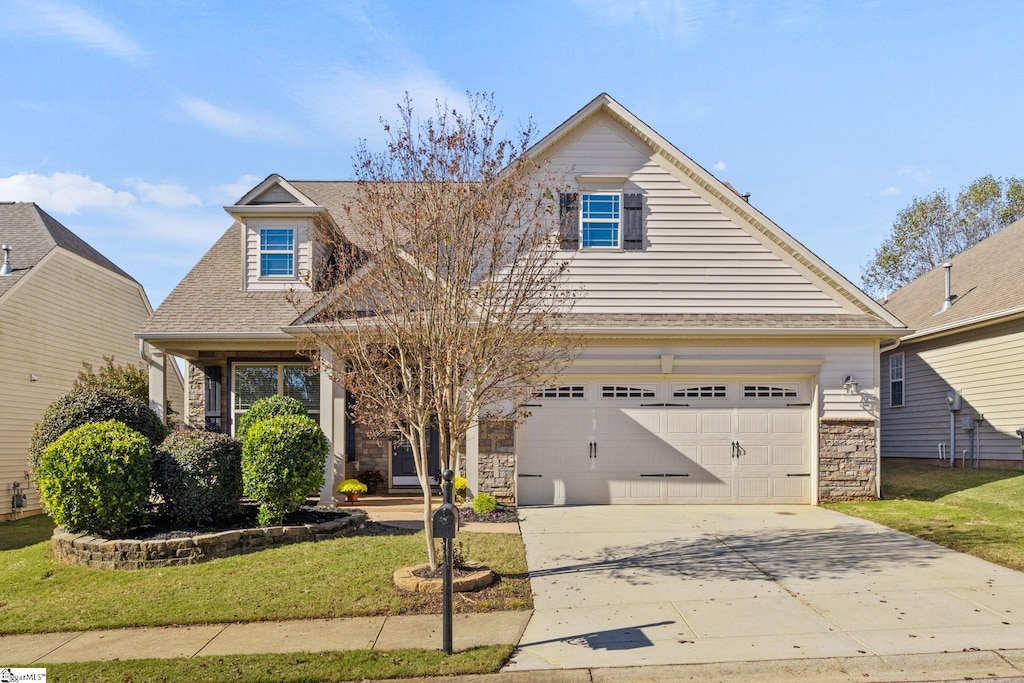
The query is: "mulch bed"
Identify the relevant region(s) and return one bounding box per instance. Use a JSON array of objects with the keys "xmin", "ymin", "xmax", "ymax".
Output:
[
  {"xmin": 126, "ymin": 504, "xmax": 353, "ymax": 540},
  {"xmin": 458, "ymin": 505, "xmax": 519, "ymax": 525}
]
